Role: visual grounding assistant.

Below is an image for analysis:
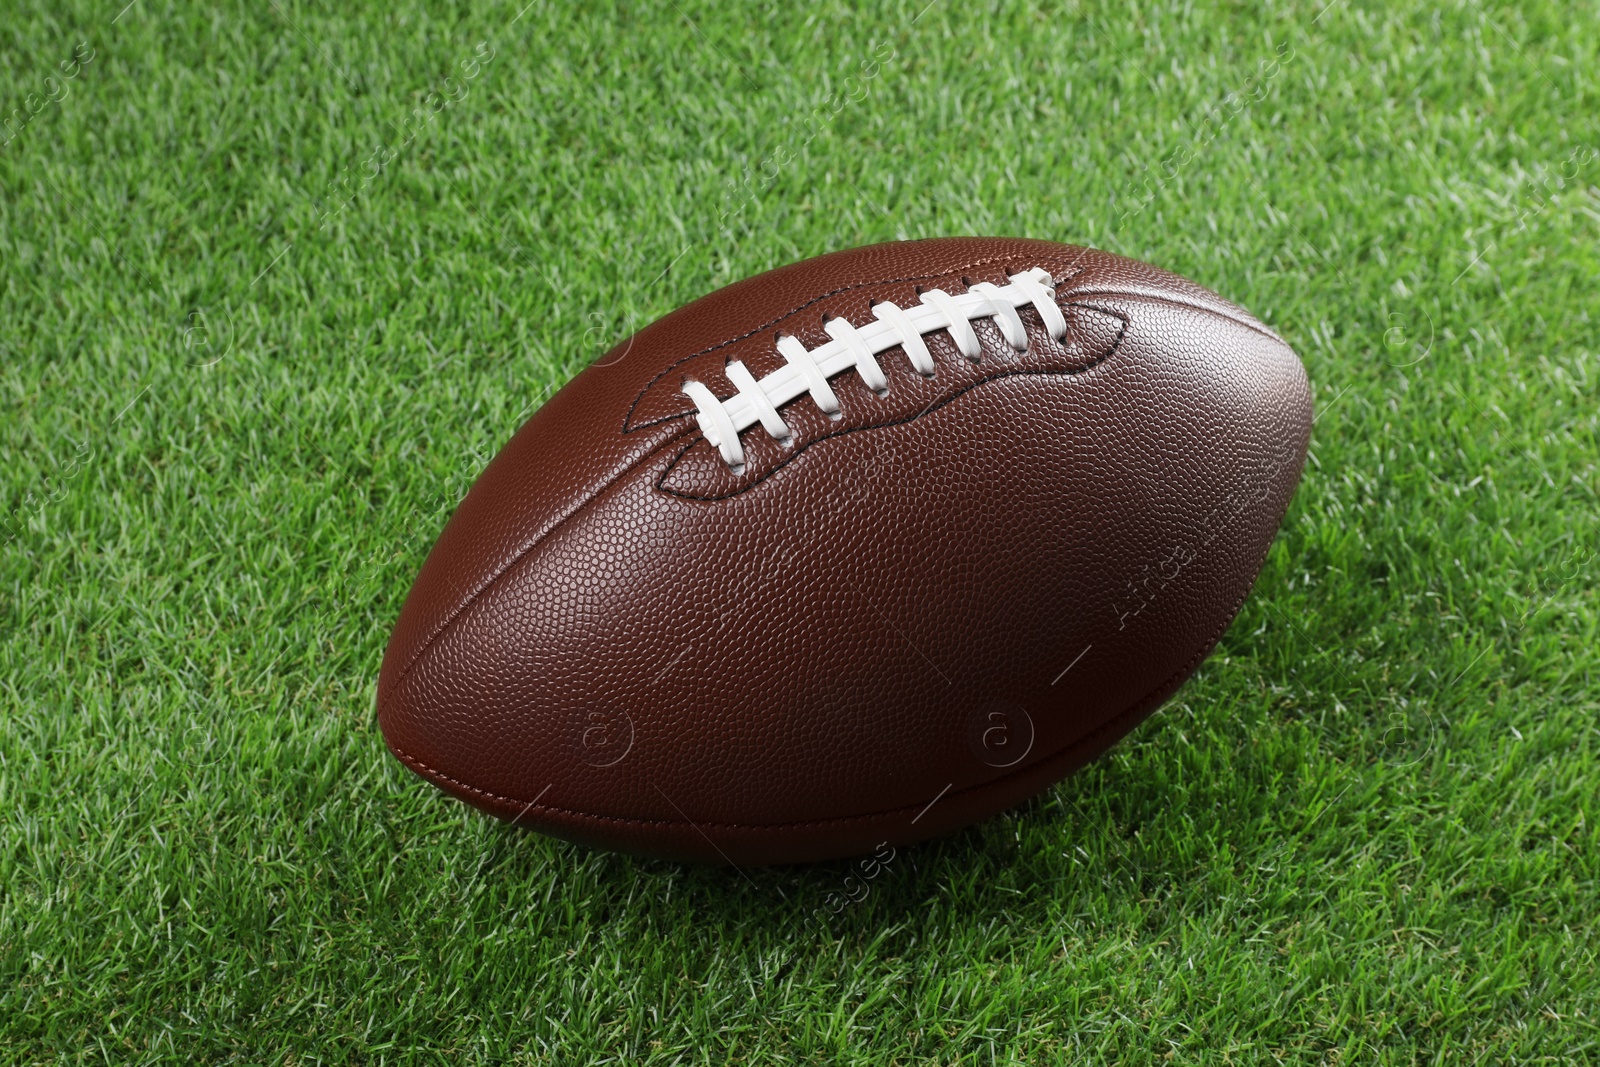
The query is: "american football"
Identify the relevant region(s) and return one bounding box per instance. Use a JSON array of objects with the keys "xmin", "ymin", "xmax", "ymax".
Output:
[{"xmin": 377, "ymin": 237, "xmax": 1312, "ymax": 864}]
